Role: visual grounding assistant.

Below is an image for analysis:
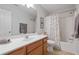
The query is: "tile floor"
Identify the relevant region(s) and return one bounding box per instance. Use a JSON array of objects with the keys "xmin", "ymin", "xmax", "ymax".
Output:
[{"xmin": 52, "ymin": 49, "xmax": 75, "ymax": 55}]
